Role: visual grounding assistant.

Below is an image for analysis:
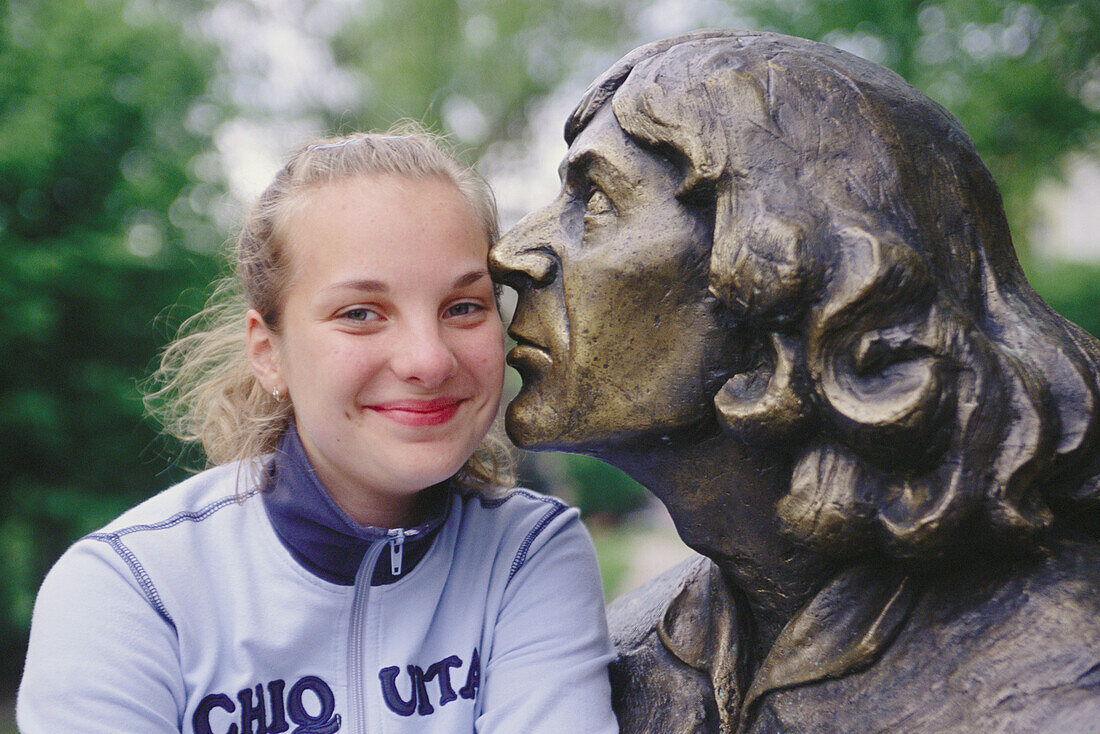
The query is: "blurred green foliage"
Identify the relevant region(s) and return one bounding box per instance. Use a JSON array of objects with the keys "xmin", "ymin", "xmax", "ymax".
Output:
[
  {"xmin": 588, "ymin": 522, "xmax": 637, "ymax": 600},
  {"xmin": 1025, "ymin": 258, "xmax": 1100, "ymax": 337},
  {"xmin": 565, "ymin": 455, "xmax": 647, "ymax": 520},
  {"xmin": 0, "ymin": 0, "xmax": 223, "ymax": 674},
  {"xmin": 330, "ymin": 0, "xmax": 634, "ymax": 151}
]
